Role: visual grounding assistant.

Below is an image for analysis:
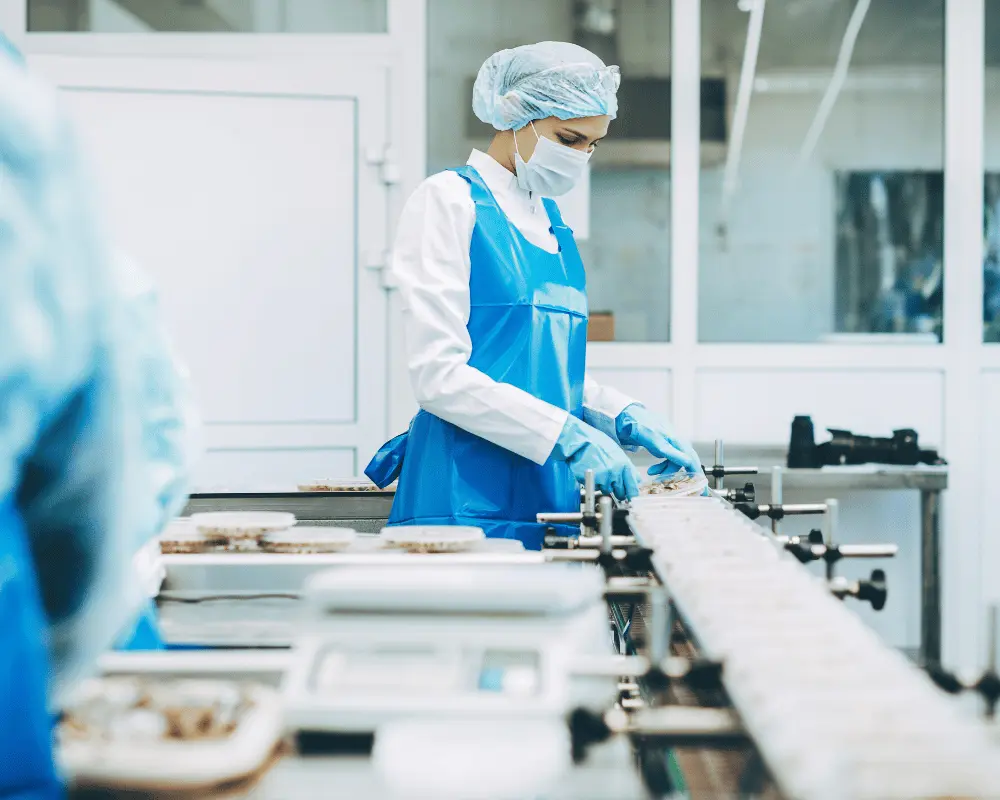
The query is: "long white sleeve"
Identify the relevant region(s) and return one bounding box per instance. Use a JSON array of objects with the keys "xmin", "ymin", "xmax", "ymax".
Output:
[
  {"xmin": 393, "ymin": 172, "xmax": 569, "ymax": 465},
  {"xmin": 582, "ymin": 372, "xmax": 636, "ymax": 442}
]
